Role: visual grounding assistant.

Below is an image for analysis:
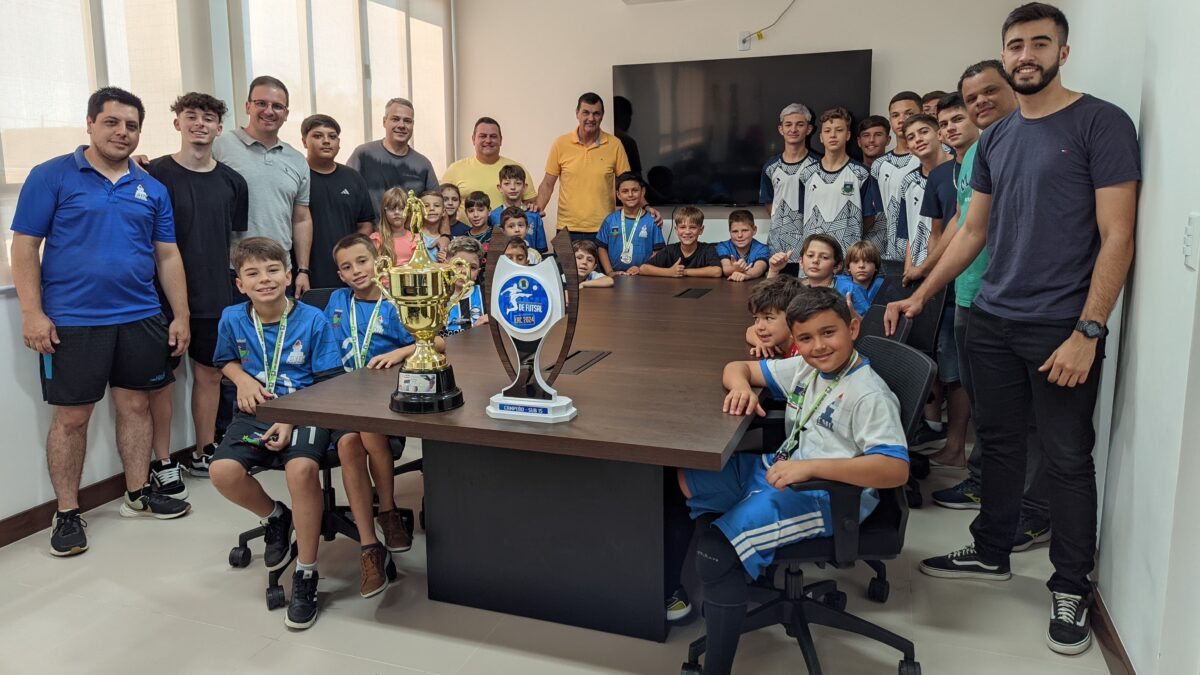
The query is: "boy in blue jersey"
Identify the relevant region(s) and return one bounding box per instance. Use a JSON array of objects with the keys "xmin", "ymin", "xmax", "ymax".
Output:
[
  {"xmin": 490, "ymin": 165, "xmax": 548, "ymax": 255},
  {"xmin": 325, "ymin": 233, "xmax": 444, "ymax": 597},
  {"xmin": 499, "ymin": 208, "xmax": 545, "ymax": 263},
  {"xmin": 596, "ymin": 172, "xmax": 664, "ymax": 275},
  {"xmin": 208, "ymin": 237, "xmax": 343, "ymax": 631},
  {"xmin": 716, "ymin": 209, "xmax": 769, "ymax": 282},
  {"xmin": 444, "ymin": 236, "xmax": 489, "ymax": 334},
  {"xmin": 675, "ymin": 286, "xmax": 909, "ymax": 673},
  {"xmin": 573, "ymin": 239, "xmax": 614, "ymax": 288}
]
